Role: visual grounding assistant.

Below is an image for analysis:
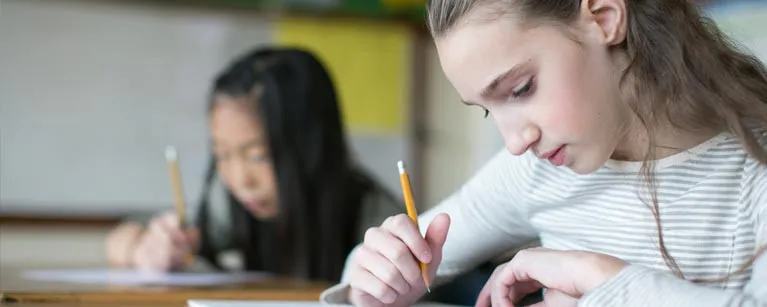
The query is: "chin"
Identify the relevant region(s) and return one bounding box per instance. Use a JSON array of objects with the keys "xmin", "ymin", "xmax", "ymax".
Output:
[
  {"xmin": 581, "ymin": 150, "xmax": 616, "ymax": 174},
  {"xmin": 250, "ymin": 208, "xmax": 278, "ymax": 220},
  {"xmin": 567, "ymin": 158, "xmax": 604, "ymax": 175}
]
